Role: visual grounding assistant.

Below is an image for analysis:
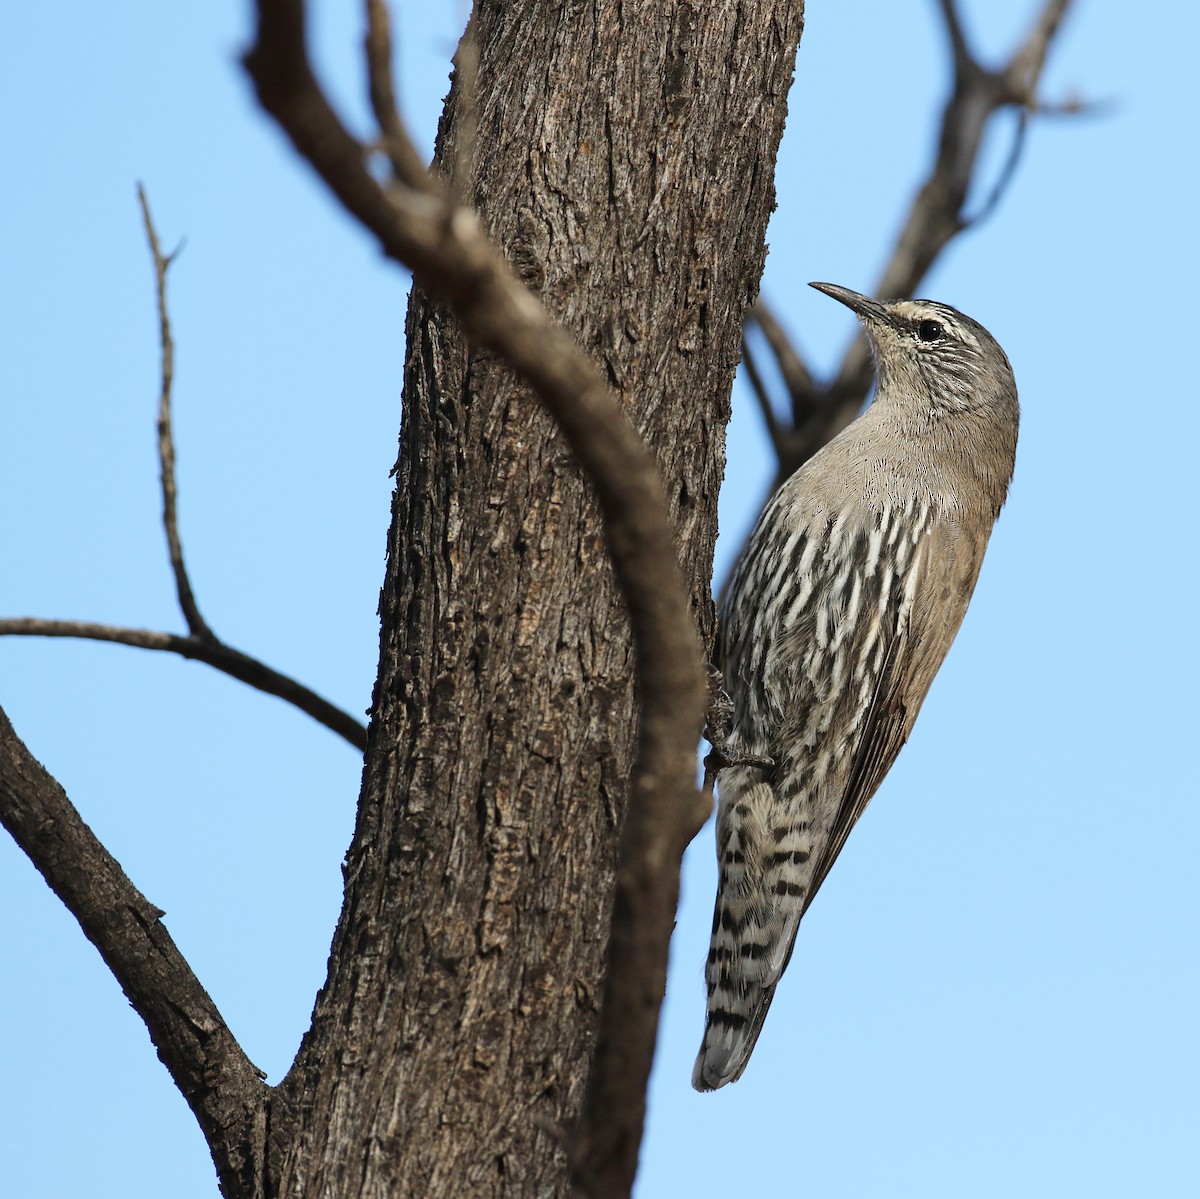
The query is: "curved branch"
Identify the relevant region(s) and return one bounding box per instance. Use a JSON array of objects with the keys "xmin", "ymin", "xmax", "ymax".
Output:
[
  {"xmin": 0, "ymin": 704, "xmax": 269, "ymax": 1197},
  {"xmin": 245, "ymin": 3, "xmax": 708, "ymax": 1196},
  {"xmin": 0, "ymin": 618, "xmax": 367, "ymax": 751},
  {"xmin": 961, "ymin": 108, "xmax": 1029, "ymax": 229}
]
